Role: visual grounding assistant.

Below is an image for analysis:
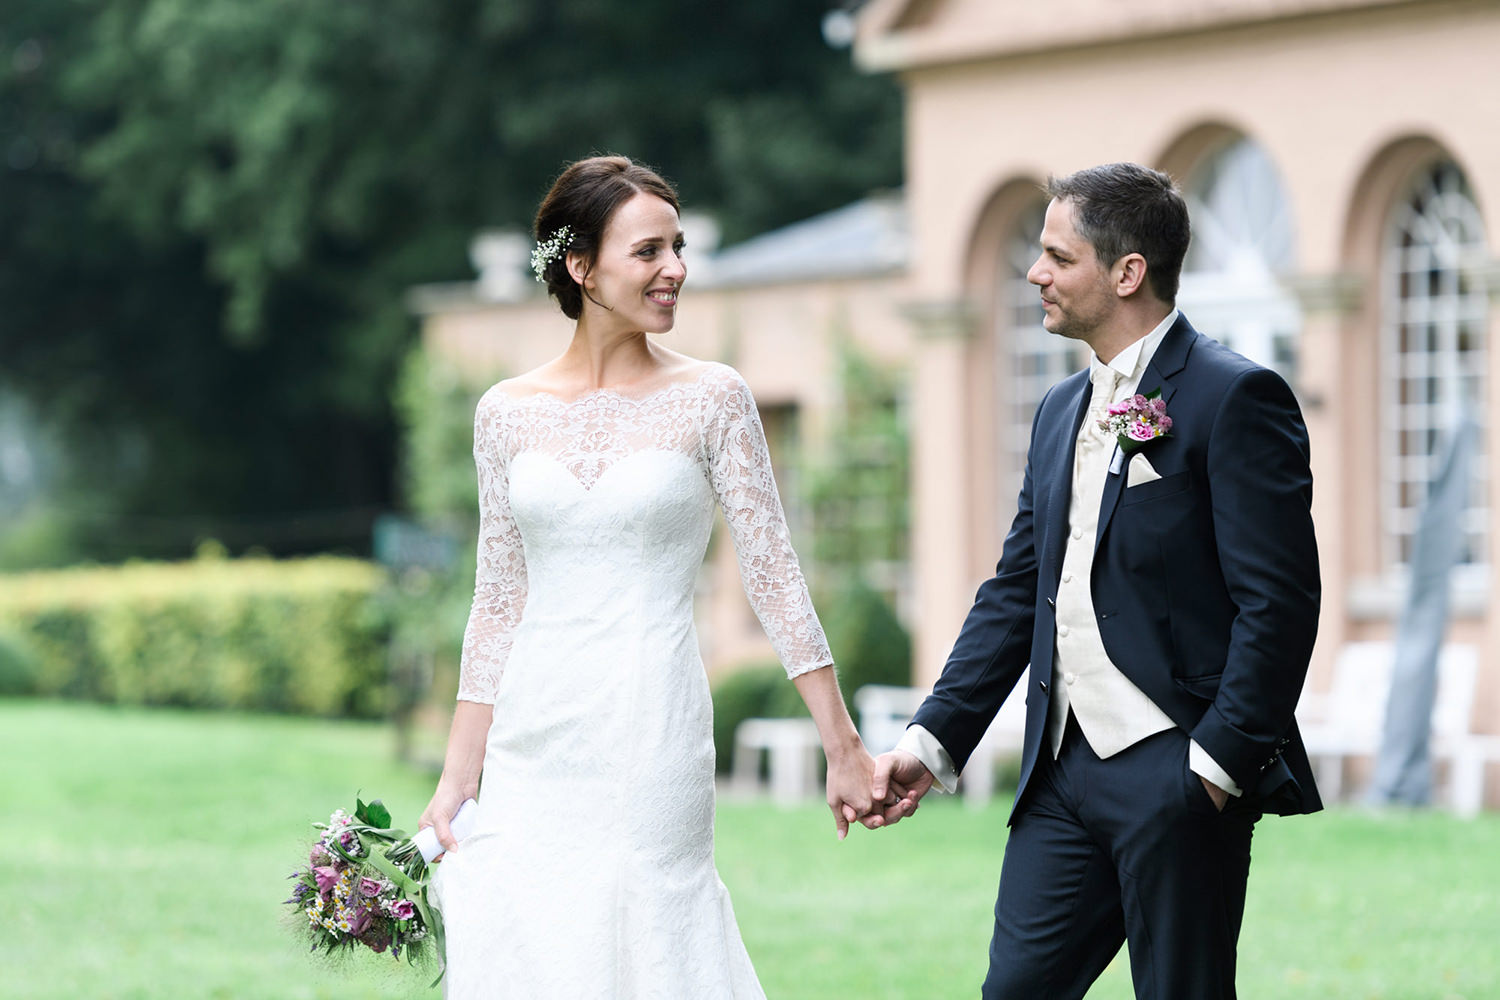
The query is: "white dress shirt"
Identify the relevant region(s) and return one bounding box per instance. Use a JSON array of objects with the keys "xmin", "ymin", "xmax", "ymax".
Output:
[{"xmin": 899, "ymin": 310, "xmax": 1240, "ymax": 797}]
